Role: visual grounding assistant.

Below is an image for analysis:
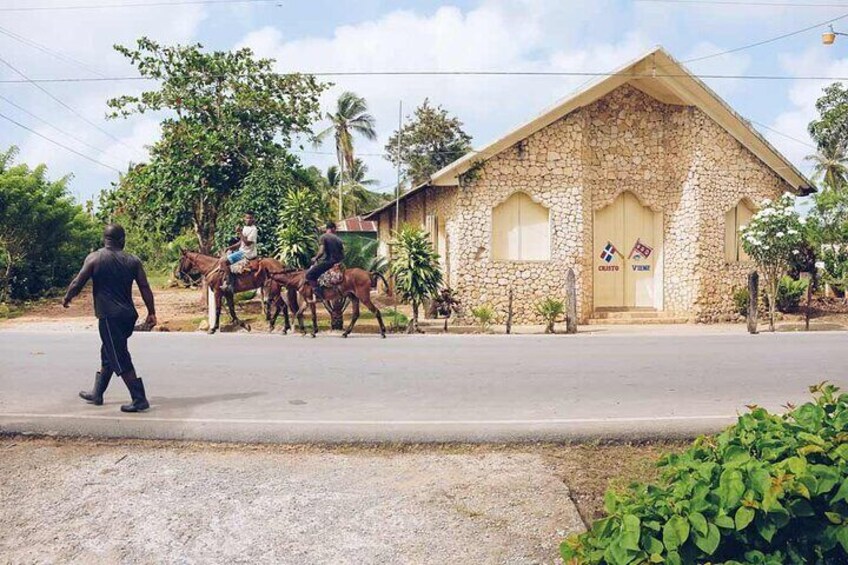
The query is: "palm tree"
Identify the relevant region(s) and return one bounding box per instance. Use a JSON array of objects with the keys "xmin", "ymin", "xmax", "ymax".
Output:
[
  {"xmin": 315, "ymin": 92, "xmax": 377, "ymax": 220},
  {"xmin": 326, "ymin": 159, "xmax": 380, "ymax": 217},
  {"xmin": 806, "ymin": 142, "xmax": 848, "ymax": 191}
]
